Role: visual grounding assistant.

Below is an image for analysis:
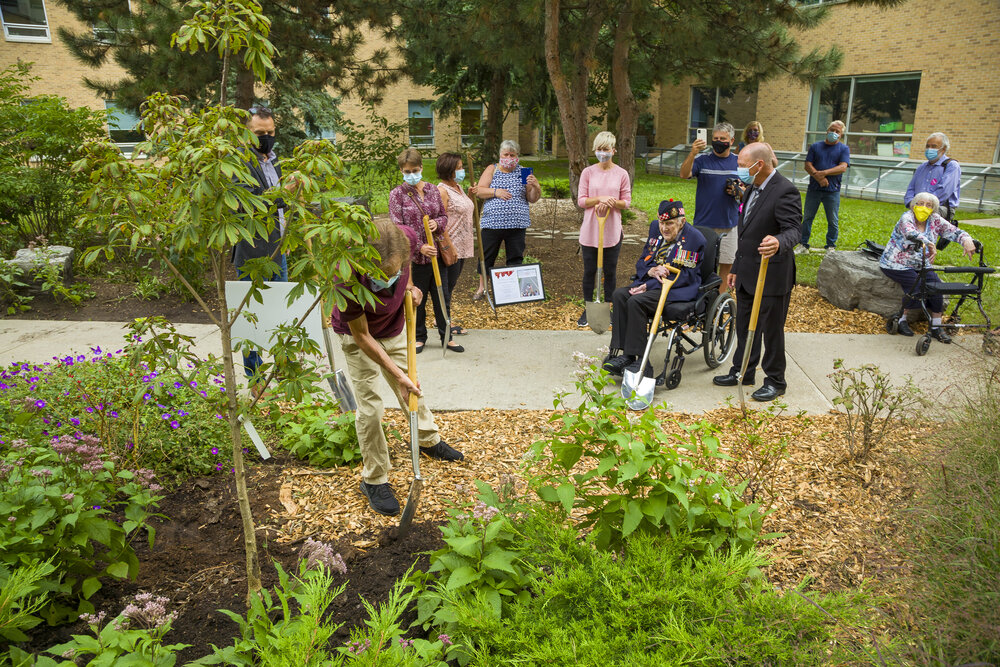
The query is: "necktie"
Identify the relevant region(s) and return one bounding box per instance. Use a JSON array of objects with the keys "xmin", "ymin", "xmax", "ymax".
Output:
[{"xmin": 743, "ymin": 187, "xmax": 760, "ymax": 222}]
